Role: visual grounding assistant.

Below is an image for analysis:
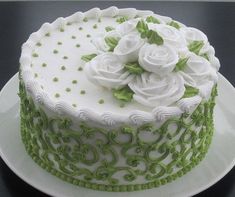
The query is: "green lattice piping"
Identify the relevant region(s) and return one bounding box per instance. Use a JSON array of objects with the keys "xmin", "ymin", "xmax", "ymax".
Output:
[{"xmin": 19, "ymin": 78, "xmax": 217, "ymax": 192}]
